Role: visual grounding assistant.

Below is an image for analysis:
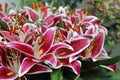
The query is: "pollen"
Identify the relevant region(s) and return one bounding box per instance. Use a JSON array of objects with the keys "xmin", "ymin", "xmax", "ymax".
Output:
[
  {"xmin": 12, "ymin": 57, "xmax": 18, "ymax": 61},
  {"xmin": 39, "ymin": 49, "xmax": 43, "ymax": 56},
  {"xmin": 0, "ymin": 3, "xmax": 8, "ymax": 12},
  {"xmin": 85, "ymin": 46, "xmax": 93, "ymax": 57},
  {"xmin": 7, "ymin": 71, "xmax": 14, "ymax": 76},
  {"xmin": 58, "ymin": 52, "xmax": 66, "ymax": 56}
]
